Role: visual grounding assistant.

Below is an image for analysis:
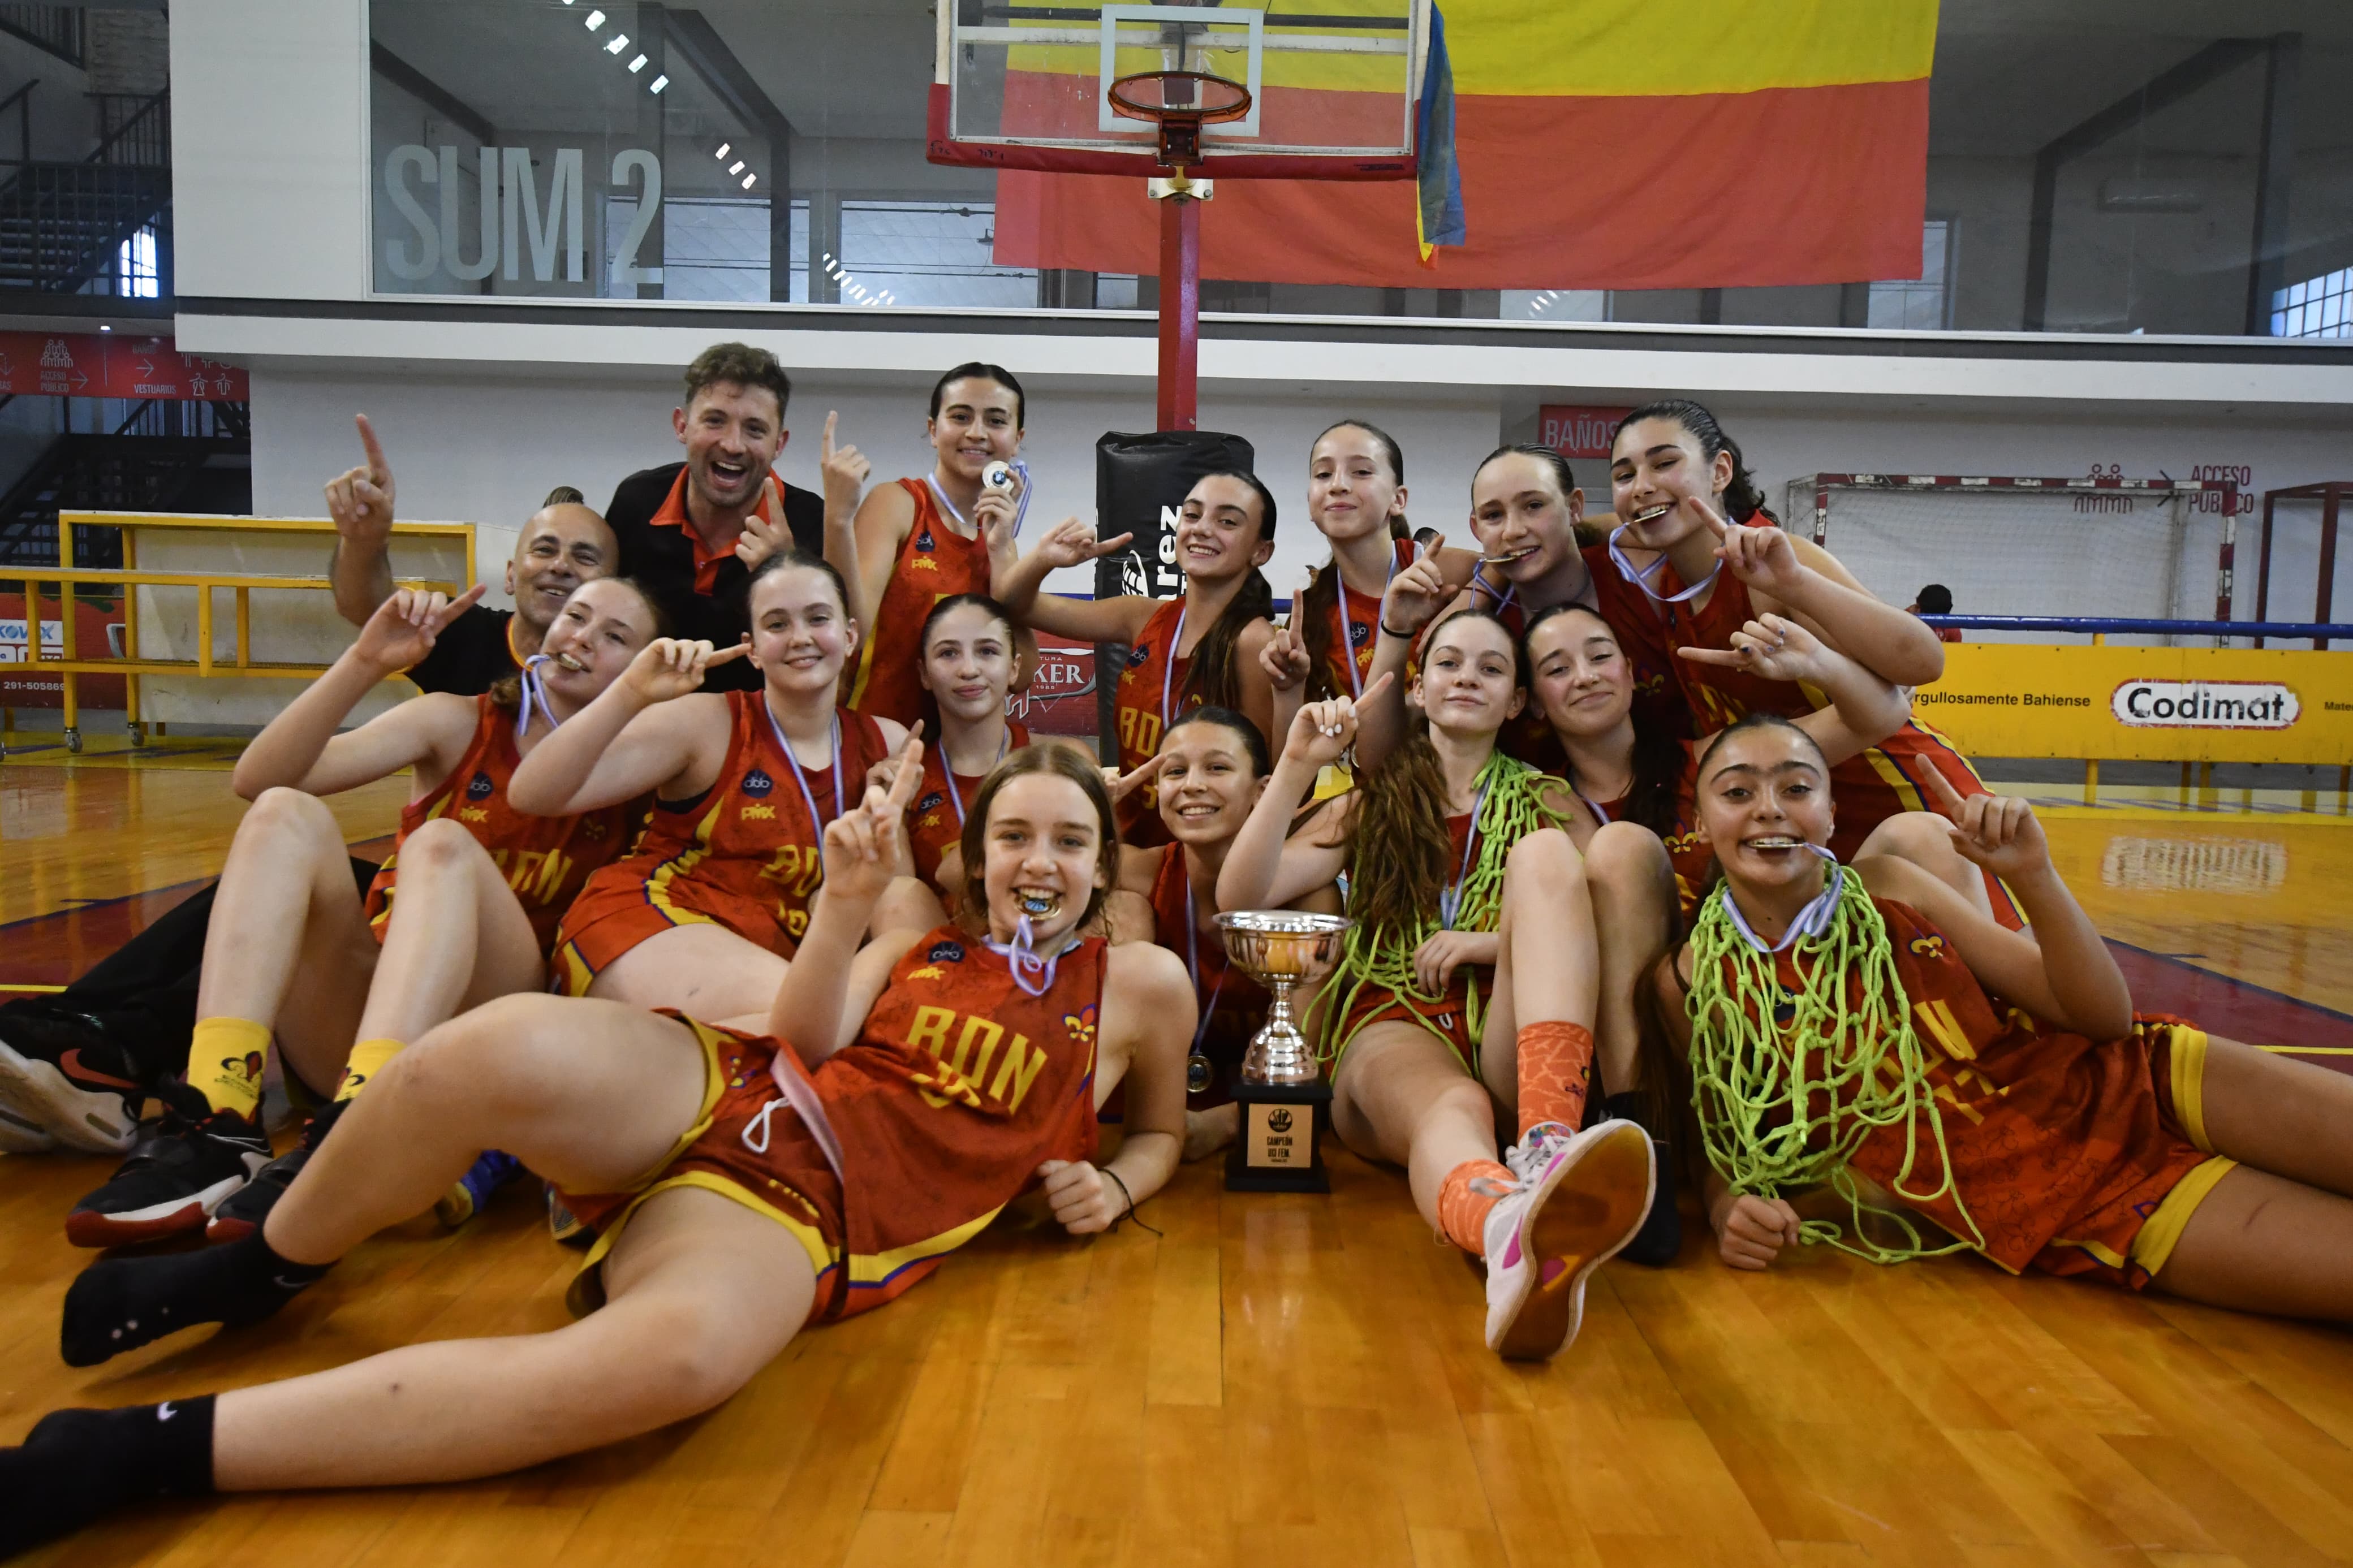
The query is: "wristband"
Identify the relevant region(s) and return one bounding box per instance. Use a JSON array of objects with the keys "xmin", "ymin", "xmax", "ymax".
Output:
[
  {"xmin": 1379, "ymin": 620, "xmax": 1413, "ymax": 639},
  {"xmin": 1102, "ymin": 1168, "xmax": 1135, "ymax": 1226}
]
